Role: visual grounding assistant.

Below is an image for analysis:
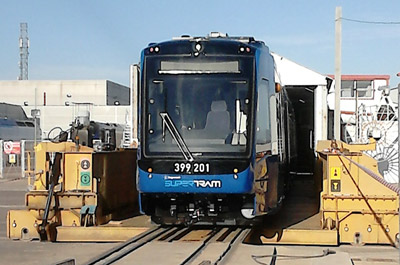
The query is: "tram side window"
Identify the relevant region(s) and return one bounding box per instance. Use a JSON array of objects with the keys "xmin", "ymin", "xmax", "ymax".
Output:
[{"xmin": 256, "ymin": 79, "xmax": 271, "ymax": 144}]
